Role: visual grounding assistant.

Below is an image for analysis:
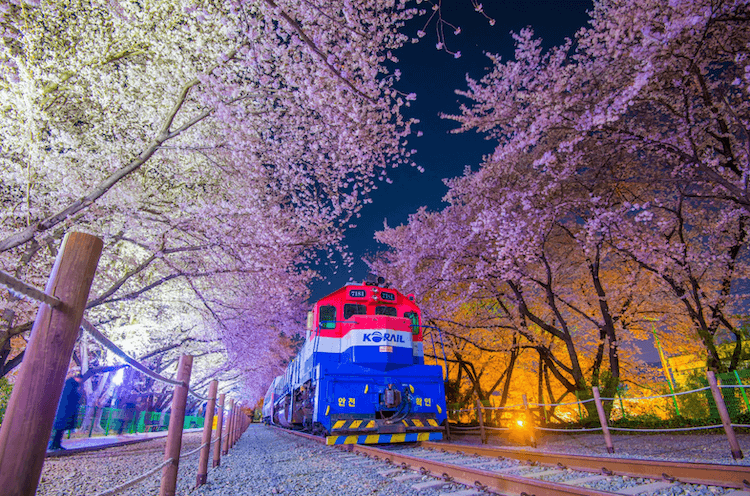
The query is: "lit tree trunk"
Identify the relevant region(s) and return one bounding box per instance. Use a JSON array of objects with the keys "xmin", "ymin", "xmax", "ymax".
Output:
[
  {"xmin": 537, "ymin": 353, "xmax": 545, "ymax": 426},
  {"xmin": 79, "ymin": 371, "xmax": 114, "ymax": 434}
]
